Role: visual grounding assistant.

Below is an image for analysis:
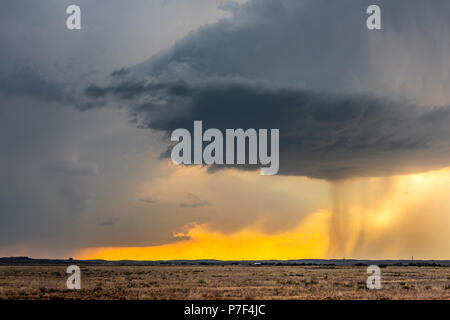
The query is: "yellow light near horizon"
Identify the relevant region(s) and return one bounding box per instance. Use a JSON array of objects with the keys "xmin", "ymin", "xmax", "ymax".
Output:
[
  {"xmin": 75, "ymin": 166, "xmax": 450, "ymax": 261},
  {"xmin": 76, "ymin": 210, "xmax": 330, "ymax": 261}
]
